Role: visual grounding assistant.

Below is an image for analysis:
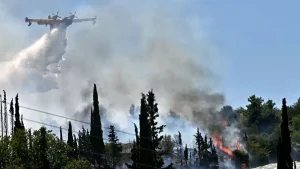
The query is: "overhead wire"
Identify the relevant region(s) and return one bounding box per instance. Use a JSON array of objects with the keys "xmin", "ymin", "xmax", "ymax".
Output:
[{"xmin": 3, "ymin": 114, "xmax": 176, "ymax": 169}]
